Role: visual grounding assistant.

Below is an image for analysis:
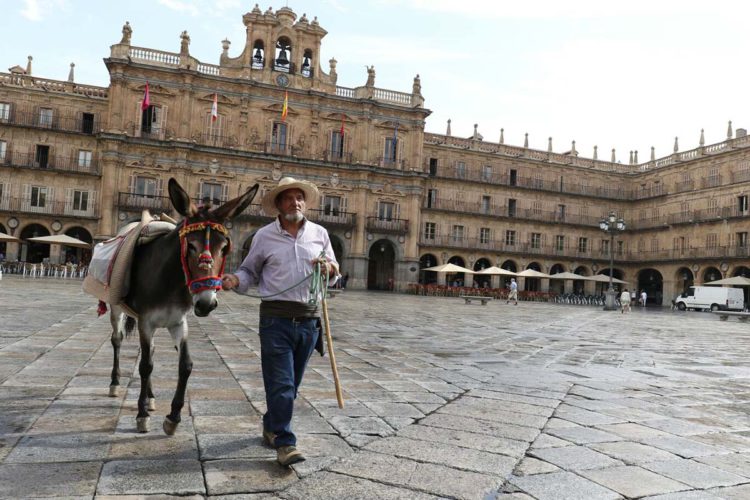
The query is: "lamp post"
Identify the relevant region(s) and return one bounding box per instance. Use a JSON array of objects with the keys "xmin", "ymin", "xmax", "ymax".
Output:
[{"xmin": 599, "ymin": 211, "xmax": 626, "ymax": 310}]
